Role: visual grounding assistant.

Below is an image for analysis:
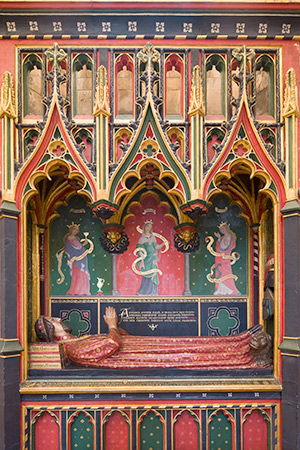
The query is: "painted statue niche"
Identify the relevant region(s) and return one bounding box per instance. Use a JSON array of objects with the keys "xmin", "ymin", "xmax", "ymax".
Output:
[
  {"xmin": 74, "ymin": 128, "xmax": 93, "ymax": 164},
  {"xmin": 166, "ymin": 127, "xmax": 185, "ymax": 162},
  {"xmin": 115, "ymin": 54, "xmax": 134, "ymax": 119},
  {"xmin": 205, "ymin": 55, "xmax": 226, "ymax": 119},
  {"xmin": 56, "ymin": 223, "xmax": 93, "ymax": 296},
  {"xmin": 114, "ymin": 127, "xmax": 133, "ymax": 163},
  {"xmin": 23, "ymin": 53, "xmax": 43, "ymax": 118},
  {"xmin": 50, "ymin": 195, "xmax": 112, "ymax": 297},
  {"xmin": 165, "ymin": 54, "xmax": 184, "ymax": 120},
  {"xmin": 230, "ymin": 58, "xmax": 242, "ymax": 117},
  {"xmin": 255, "ymin": 55, "xmax": 275, "ymax": 120},
  {"xmin": 206, "ymin": 127, "xmax": 225, "ymax": 164},
  {"xmin": 117, "ymin": 191, "xmax": 184, "ymax": 296},
  {"xmin": 73, "ymin": 54, "xmax": 93, "ymax": 117},
  {"xmin": 190, "ymin": 194, "xmax": 247, "ymax": 297}
]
